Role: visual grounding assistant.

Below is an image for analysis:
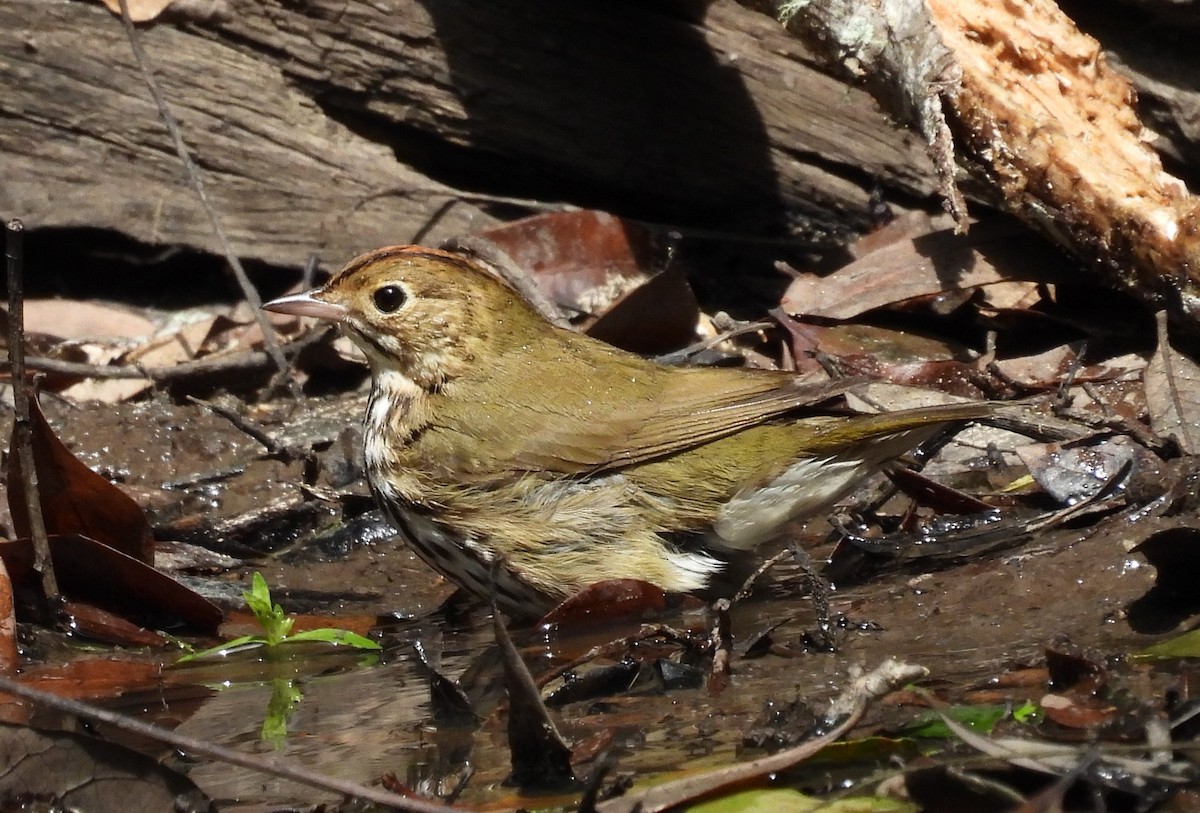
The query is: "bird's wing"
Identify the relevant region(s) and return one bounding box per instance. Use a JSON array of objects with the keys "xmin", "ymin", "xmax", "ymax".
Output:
[
  {"xmin": 599, "ymin": 367, "xmax": 861, "ymax": 470},
  {"xmin": 429, "ymin": 357, "xmax": 864, "ymax": 477}
]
